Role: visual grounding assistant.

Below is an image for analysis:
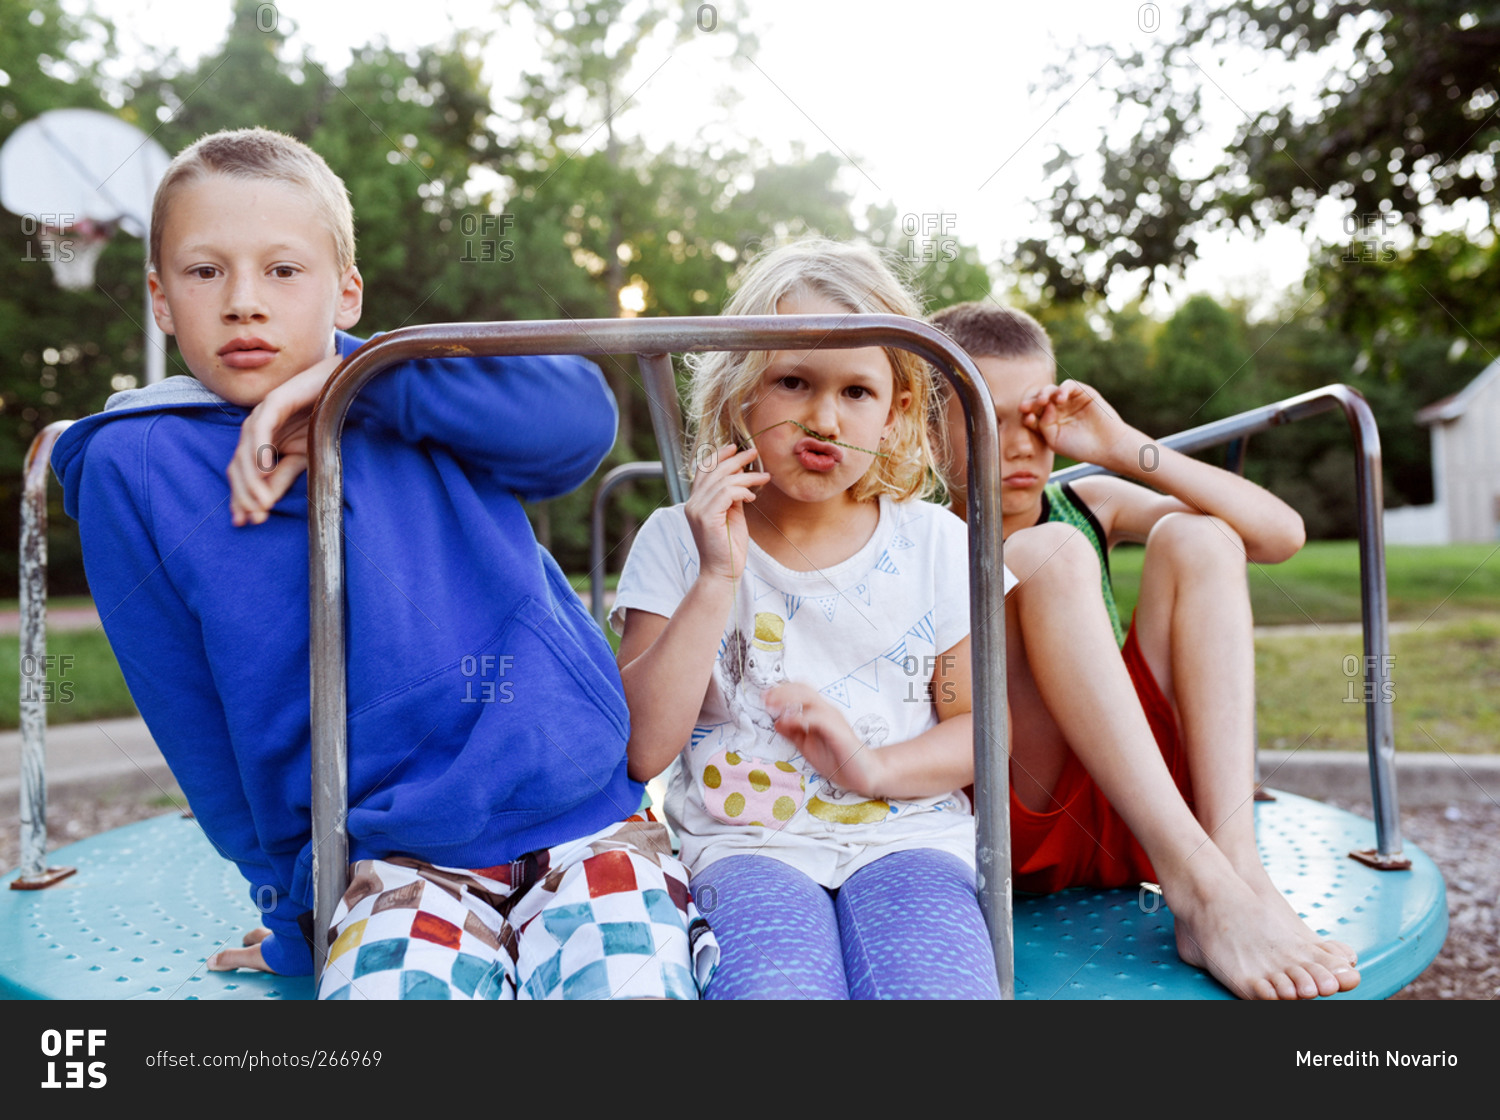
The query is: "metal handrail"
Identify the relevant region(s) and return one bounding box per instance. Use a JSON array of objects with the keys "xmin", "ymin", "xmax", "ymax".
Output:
[
  {"xmin": 589, "ymin": 461, "xmax": 666, "ymax": 629},
  {"xmin": 306, "ymin": 315, "xmax": 1013, "ymax": 993},
  {"xmin": 1052, "ymin": 383, "xmax": 1402, "ymax": 860},
  {"xmin": 12, "ymin": 420, "xmax": 78, "ymax": 890}
]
